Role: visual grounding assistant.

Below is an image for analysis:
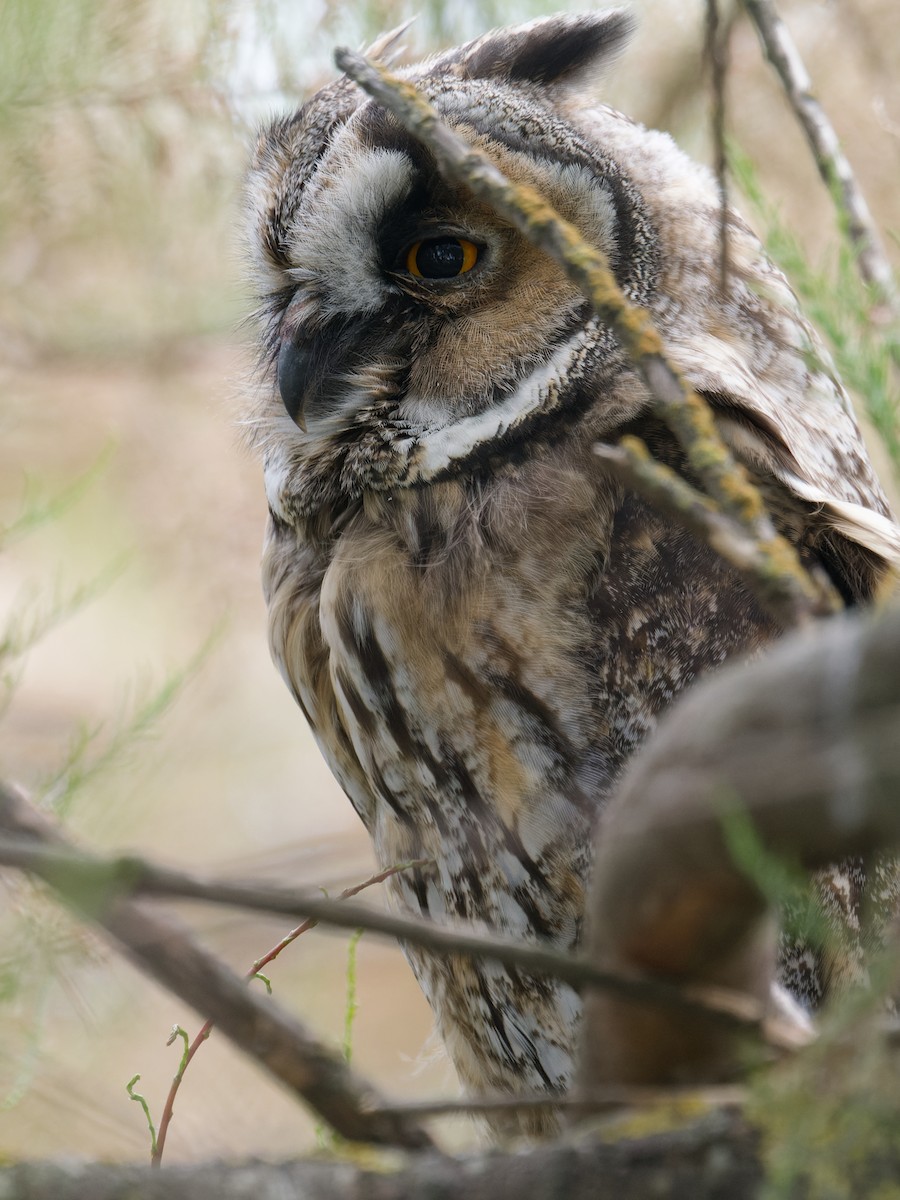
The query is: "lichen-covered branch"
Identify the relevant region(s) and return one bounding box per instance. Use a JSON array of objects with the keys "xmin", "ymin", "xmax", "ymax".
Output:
[
  {"xmin": 7, "ymin": 1084, "xmax": 900, "ymax": 1198},
  {"xmin": 334, "ymin": 47, "xmax": 838, "ymax": 627},
  {"xmin": 742, "ymin": 0, "xmax": 898, "ymax": 309},
  {"xmin": 0, "ymin": 1109, "xmax": 766, "ymax": 1200},
  {"xmin": 0, "ymin": 782, "xmax": 434, "ymax": 1152}
]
